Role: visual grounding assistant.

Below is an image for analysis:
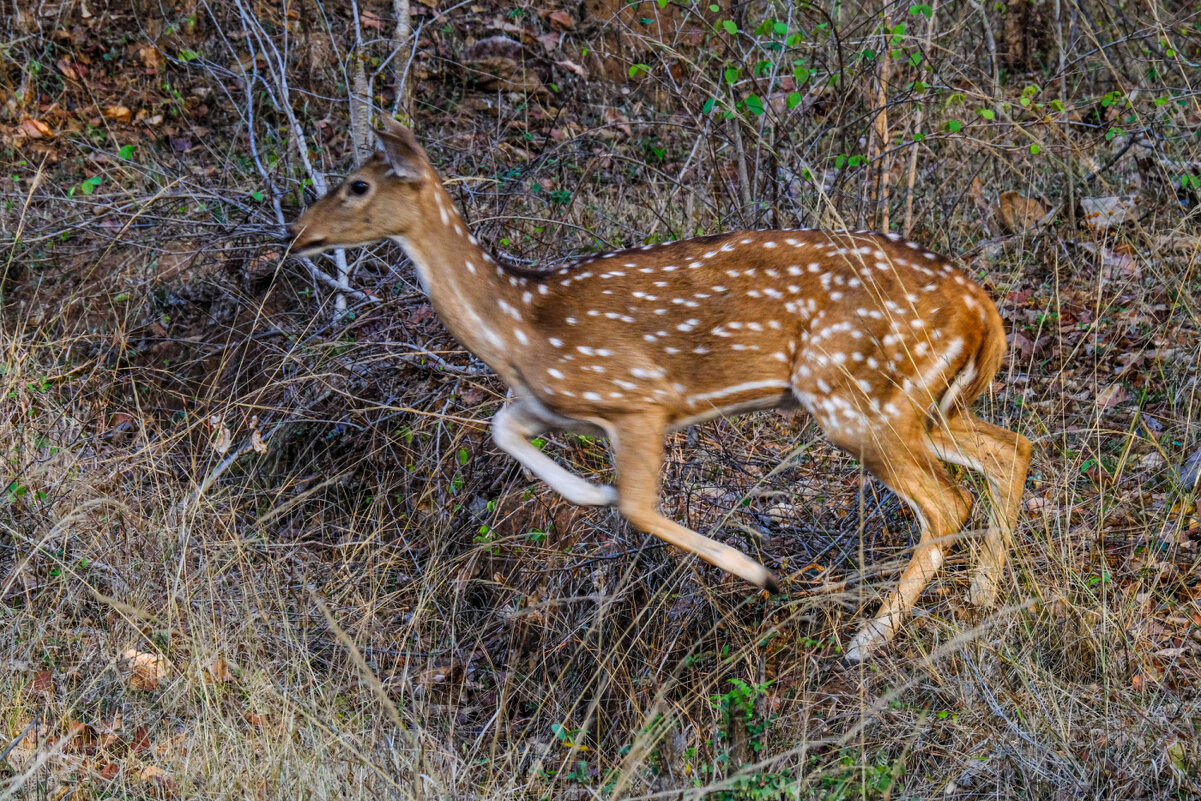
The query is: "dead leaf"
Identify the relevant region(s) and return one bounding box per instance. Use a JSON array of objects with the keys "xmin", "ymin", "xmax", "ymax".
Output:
[
  {"xmin": 212, "ymin": 426, "xmax": 232, "ymax": 455},
  {"xmin": 1084, "ymin": 241, "xmax": 1140, "ymax": 280},
  {"xmin": 405, "ymin": 303, "xmax": 435, "ymax": 325},
  {"xmin": 1131, "ymin": 670, "xmax": 1161, "ymax": 691},
  {"xmin": 360, "ymin": 10, "xmax": 385, "ymax": 29},
  {"xmin": 138, "ymin": 45, "xmax": 164, "ymax": 71},
  {"xmin": 18, "ymin": 118, "xmax": 53, "ymax": 139},
  {"xmin": 137, "ymin": 764, "xmax": 169, "ymax": 783},
  {"xmin": 555, "ymin": 59, "xmax": 587, "ymax": 78},
  {"xmin": 205, "ymin": 657, "xmax": 235, "ymax": 683},
  {"xmin": 1081, "ymin": 194, "xmax": 1139, "ymax": 229},
  {"xmin": 30, "ymin": 668, "xmax": 54, "ymax": 692},
  {"xmin": 537, "ymin": 32, "xmax": 561, "ymax": 52},
  {"xmin": 121, "ymin": 649, "xmax": 167, "ymax": 691},
  {"xmin": 251, "ymin": 429, "xmax": 267, "ymax": 455},
  {"xmin": 56, "ymin": 58, "xmax": 84, "ymax": 81},
  {"xmin": 1025, "ymin": 496, "xmax": 1052, "ymax": 514},
  {"xmin": 1096, "ymin": 383, "xmax": 1130, "ymax": 410},
  {"xmin": 548, "ymin": 9, "xmax": 574, "ymax": 29},
  {"xmin": 130, "ymin": 724, "xmax": 152, "ymax": 754},
  {"xmin": 103, "ymin": 105, "xmax": 131, "ymax": 123},
  {"xmin": 1007, "ymin": 331, "xmax": 1034, "ymax": 360},
  {"xmin": 998, "ymin": 191, "xmax": 1047, "ymax": 233},
  {"xmin": 1139, "ymin": 451, "xmax": 1166, "ymax": 471},
  {"xmin": 968, "ymin": 177, "xmax": 987, "ymax": 209},
  {"xmin": 604, "ymin": 107, "xmax": 633, "ymax": 138}
]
